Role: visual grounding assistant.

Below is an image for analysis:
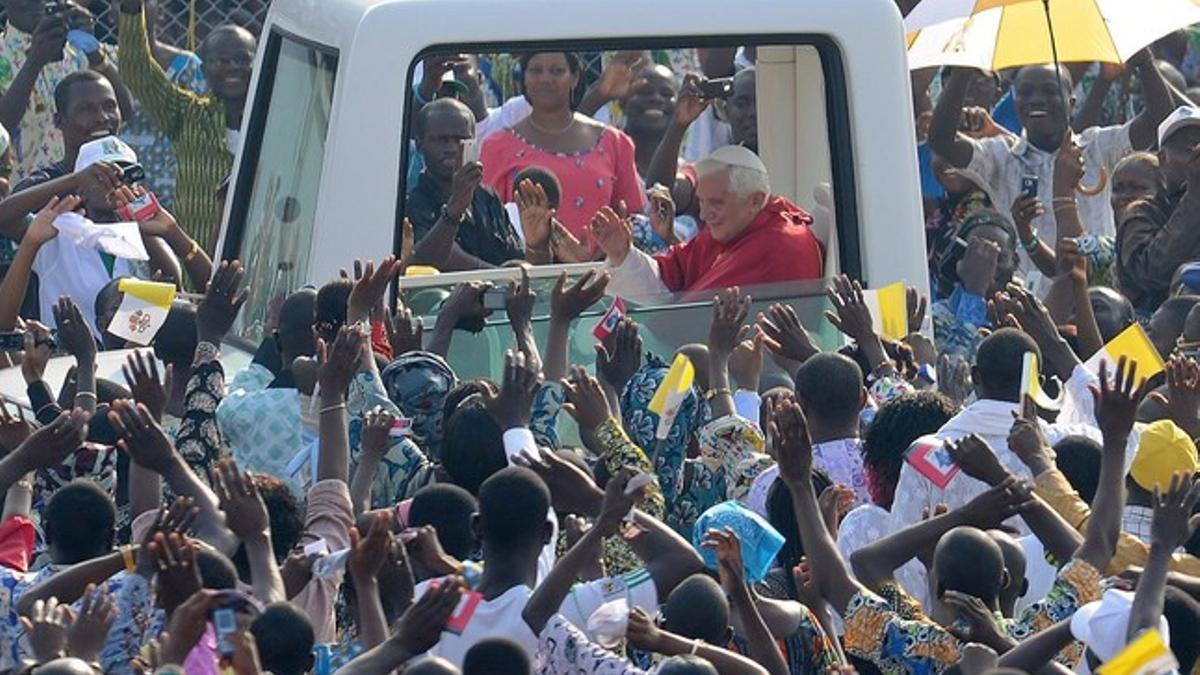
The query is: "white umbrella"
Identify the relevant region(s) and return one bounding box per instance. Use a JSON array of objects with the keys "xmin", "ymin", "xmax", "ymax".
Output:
[{"xmin": 905, "ymin": 0, "xmax": 1200, "ymax": 71}]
